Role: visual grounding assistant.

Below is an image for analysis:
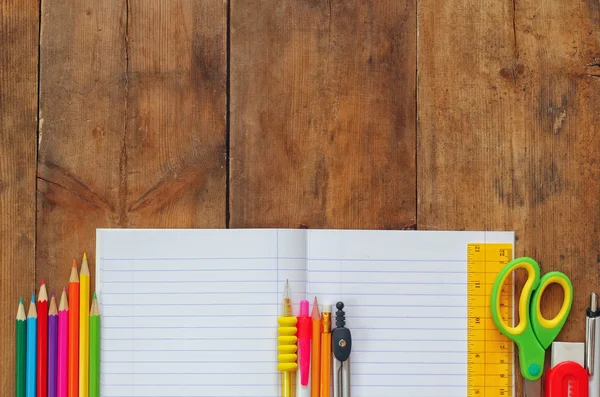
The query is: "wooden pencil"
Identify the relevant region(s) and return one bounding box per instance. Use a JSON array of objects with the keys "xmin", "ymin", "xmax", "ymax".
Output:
[
  {"xmin": 57, "ymin": 288, "xmax": 69, "ymax": 397},
  {"xmin": 48, "ymin": 293, "xmax": 58, "ymax": 397},
  {"xmin": 16, "ymin": 298, "xmax": 27, "ymax": 397},
  {"xmin": 68, "ymin": 260, "xmax": 79, "ymax": 397},
  {"xmin": 311, "ymin": 297, "xmax": 321, "ymax": 397},
  {"xmin": 26, "ymin": 294, "xmax": 37, "ymax": 397},
  {"xmin": 79, "ymin": 254, "xmax": 90, "ymax": 397},
  {"xmin": 89, "ymin": 293, "xmax": 100, "ymax": 397},
  {"xmin": 37, "ymin": 280, "xmax": 48, "ymax": 397}
]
